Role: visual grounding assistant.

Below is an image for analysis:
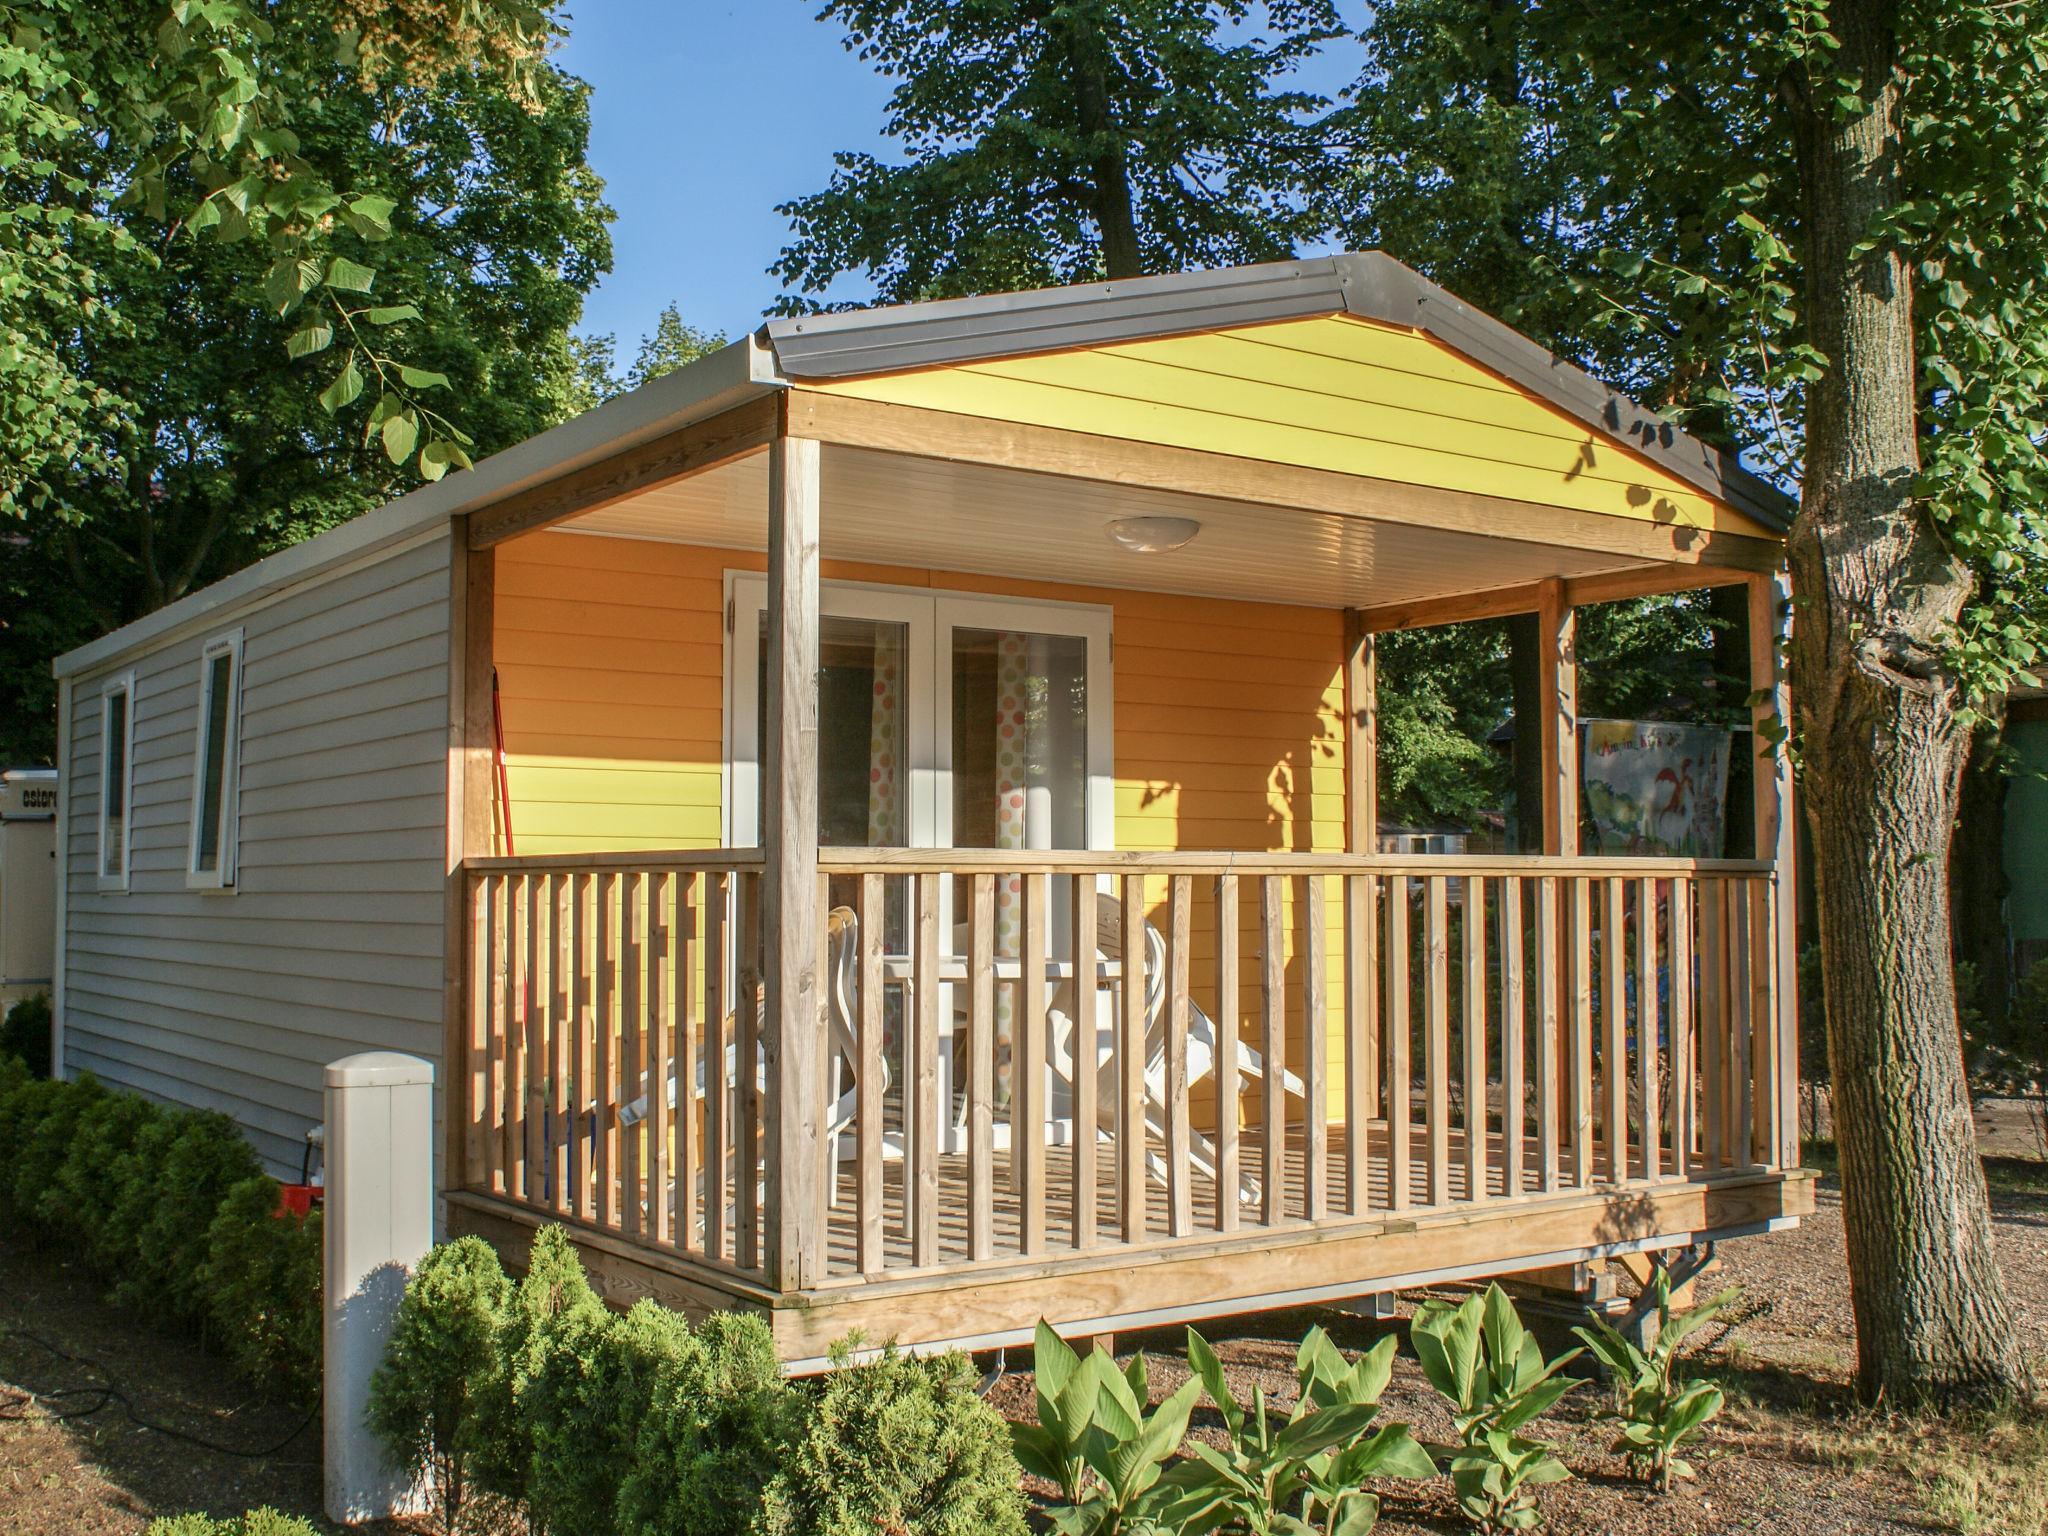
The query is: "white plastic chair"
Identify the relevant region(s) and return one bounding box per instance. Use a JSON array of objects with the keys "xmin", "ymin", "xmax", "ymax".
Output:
[{"xmin": 1045, "ymin": 906, "xmax": 1306, "ymax": 1203}]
